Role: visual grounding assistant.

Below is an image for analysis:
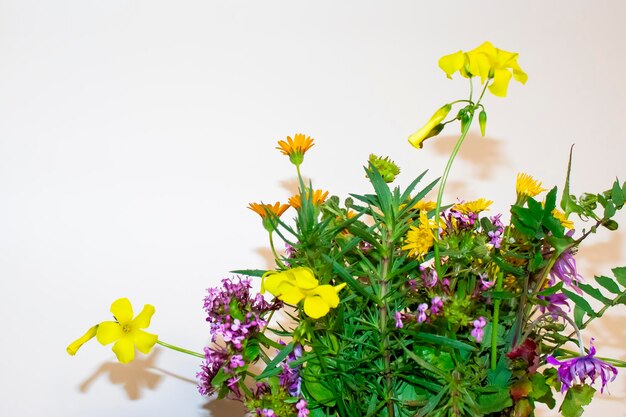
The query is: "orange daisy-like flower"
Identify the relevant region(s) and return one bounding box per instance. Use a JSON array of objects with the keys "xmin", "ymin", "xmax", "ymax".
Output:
[
  {"xmin": 247, "ymin": 202, "xmax": 290, "ymax": 219},
  {"xmin": 288, "ymin": 189, "xmax": 329, "ymax": 209},
  {"xmin": 276, "ymin": 134, "xmax": 315, "ymax": 166}
]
